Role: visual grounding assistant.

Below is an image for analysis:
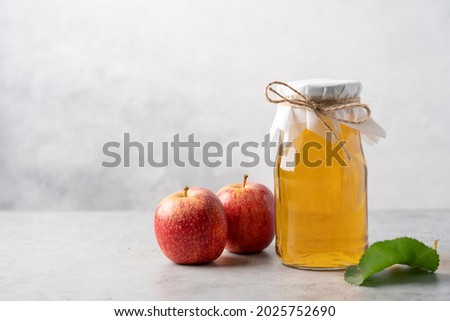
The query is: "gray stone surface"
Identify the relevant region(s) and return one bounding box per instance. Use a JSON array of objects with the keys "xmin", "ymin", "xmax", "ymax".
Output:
[{"xmin": 0, "ymin": 210, "xmax": 449, "ymax": 300}]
